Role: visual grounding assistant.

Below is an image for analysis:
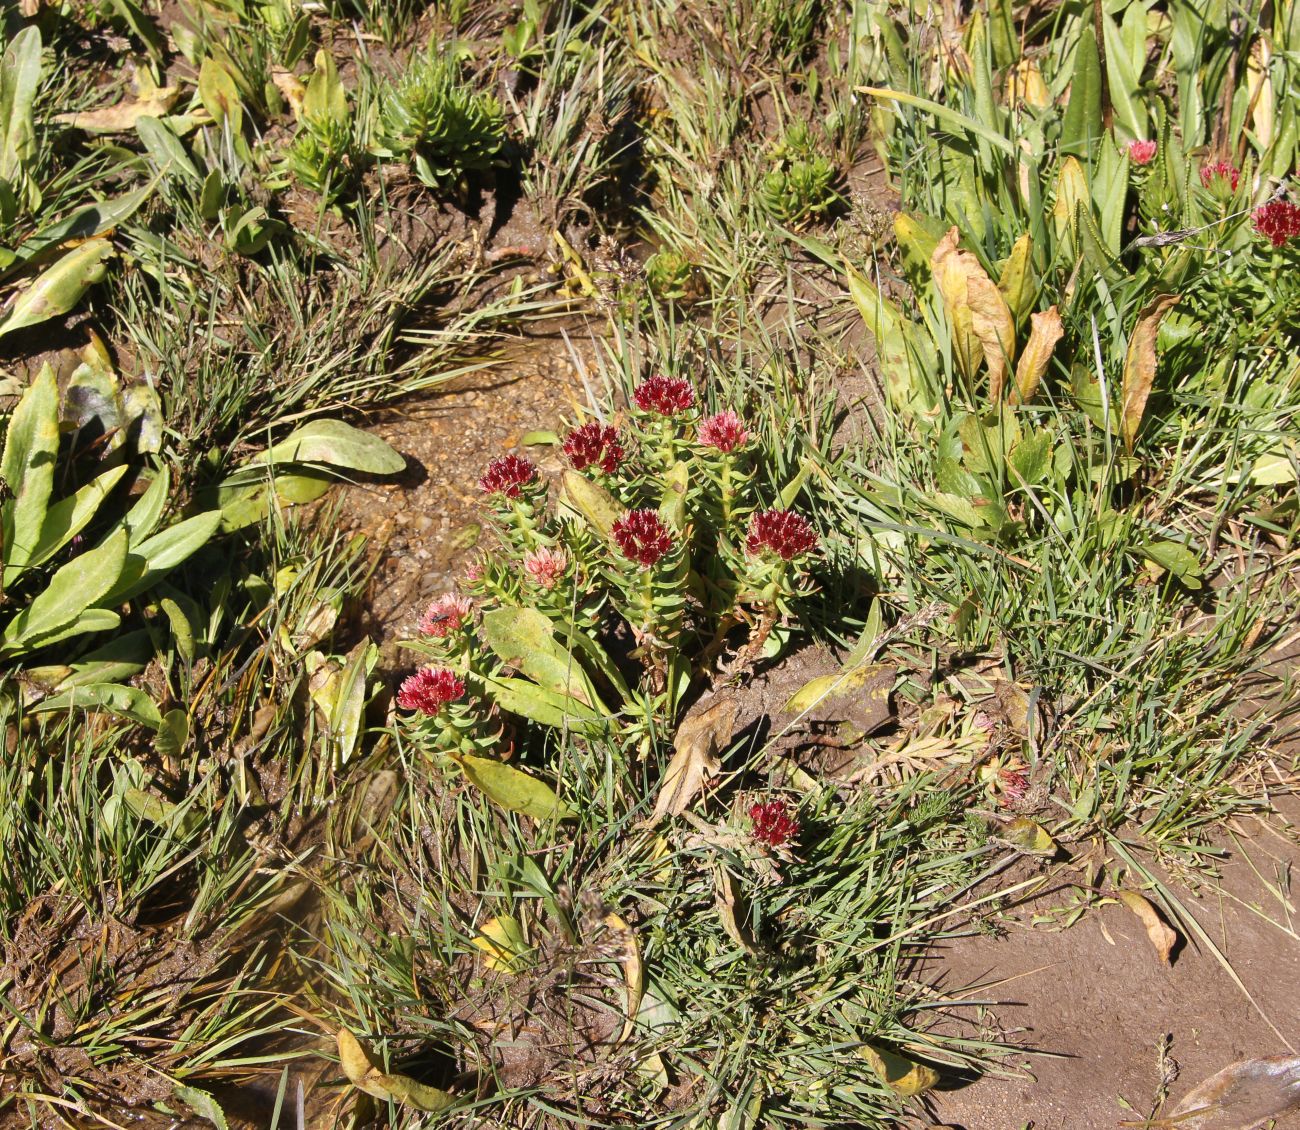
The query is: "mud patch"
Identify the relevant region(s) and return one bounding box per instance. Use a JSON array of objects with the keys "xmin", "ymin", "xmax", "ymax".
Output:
[{"xmin": 925, "ymin": 798, "xmax": 1300, "ymax": 1129}]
